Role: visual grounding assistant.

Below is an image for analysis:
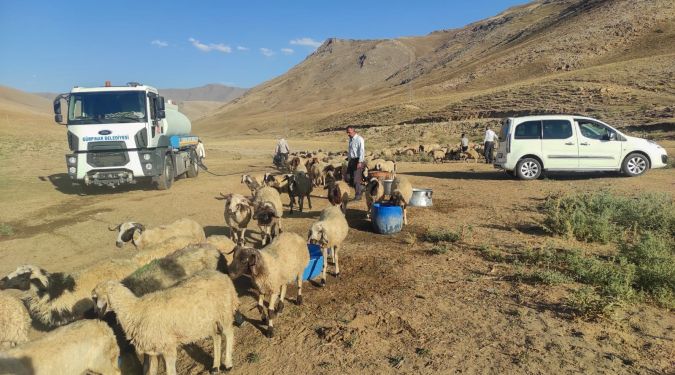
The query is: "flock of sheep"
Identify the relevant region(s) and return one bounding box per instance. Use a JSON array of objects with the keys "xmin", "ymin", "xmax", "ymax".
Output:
[{"xmin": 0, "ymin": 148, "xmax": 417, "ymax": 374}]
